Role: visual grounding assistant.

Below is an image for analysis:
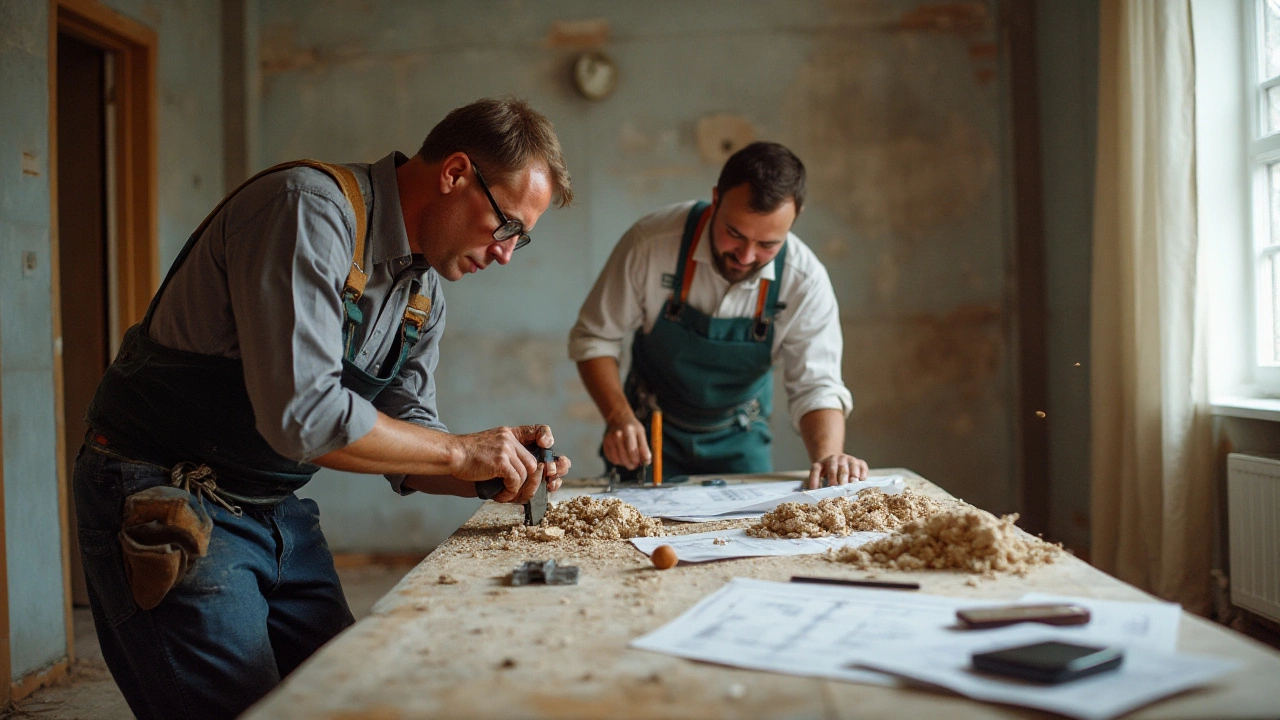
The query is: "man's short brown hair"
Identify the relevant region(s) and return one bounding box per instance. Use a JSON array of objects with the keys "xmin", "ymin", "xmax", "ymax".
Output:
[
  {"xmin": 716, "ymin": 142, "xmax": 805, "ymax": 215},
  {"xmin": 418, "ymin": 96, "xmax": 573, "ymax": 207}
]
